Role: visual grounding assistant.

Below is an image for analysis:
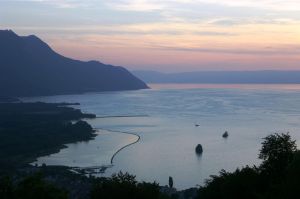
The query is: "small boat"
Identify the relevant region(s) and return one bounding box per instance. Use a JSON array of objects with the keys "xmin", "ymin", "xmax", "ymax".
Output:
[
  {"xmin": 195, "ymin": 124, "xmax": 200, "ymax": 127},
  {"xmin": 223, "ymin": 131, "xmax": 229, "ymax": 138},
  {"xmin": 195, "ymin": 144, "xmax": 203, "ymax": 154}
]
